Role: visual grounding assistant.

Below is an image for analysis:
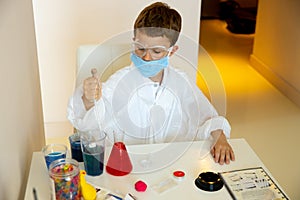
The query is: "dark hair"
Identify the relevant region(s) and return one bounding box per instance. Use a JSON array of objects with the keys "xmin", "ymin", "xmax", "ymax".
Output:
[{"xmin": 134, "ymin": 2, "xmax": 182, "ymax": 45}]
